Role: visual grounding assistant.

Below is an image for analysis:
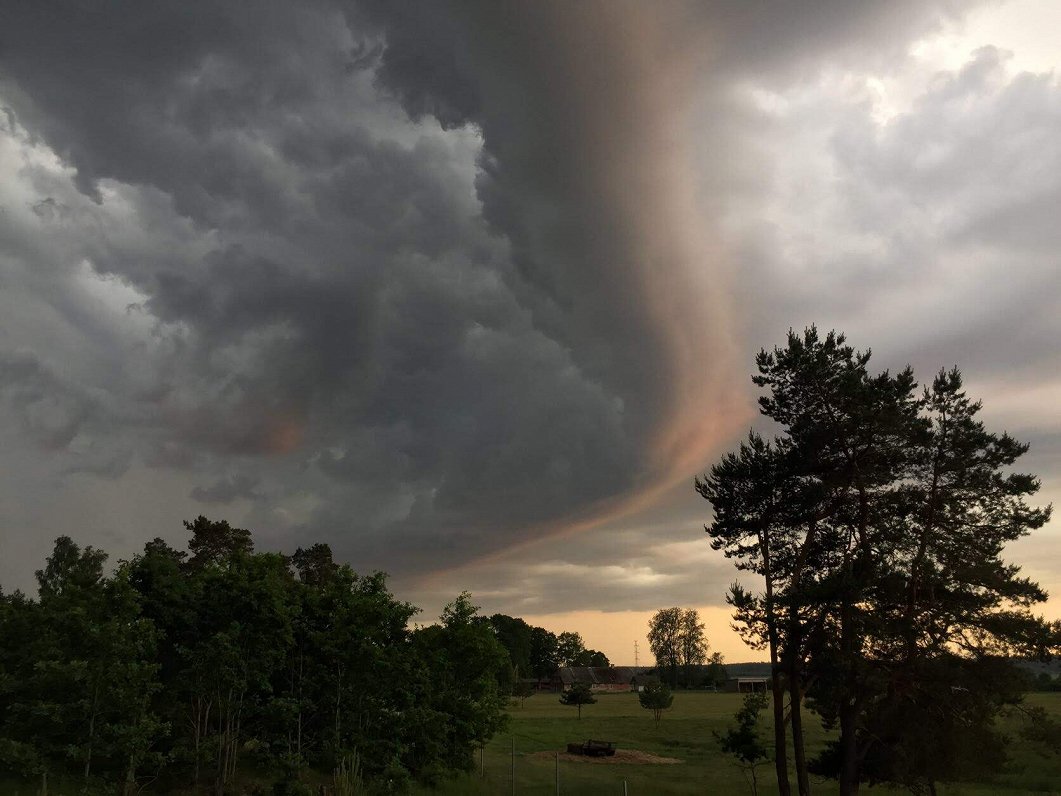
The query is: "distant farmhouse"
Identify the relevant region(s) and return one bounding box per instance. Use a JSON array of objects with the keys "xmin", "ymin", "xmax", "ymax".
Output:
[
  {"xmin": 552, "ymin": 666, "xmax": 657, "ymax": 693},
  {"xmin": 721, "ymin": 662, "xmax": 771, "ymax": 693}
]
